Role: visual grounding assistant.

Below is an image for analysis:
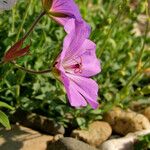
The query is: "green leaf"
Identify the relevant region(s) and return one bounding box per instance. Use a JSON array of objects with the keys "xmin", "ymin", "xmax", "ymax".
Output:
[
  {"xmin": 142, "ymin": 85, "xmax": 150, "ymax": 95},
  {"xmin": 0, "ymin": 110, "xmax": 11, "ymax": 129},
  {"xmin": 0, "ymin": 101, "xmax": 14, "ymax": 110},
  {"xmin": 90, "ymin": 109, "xmax": 102, "ymax": 115},
  {"xmin": 76, "ymin": 117, "xmax": 86, "ymax": 129}
]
